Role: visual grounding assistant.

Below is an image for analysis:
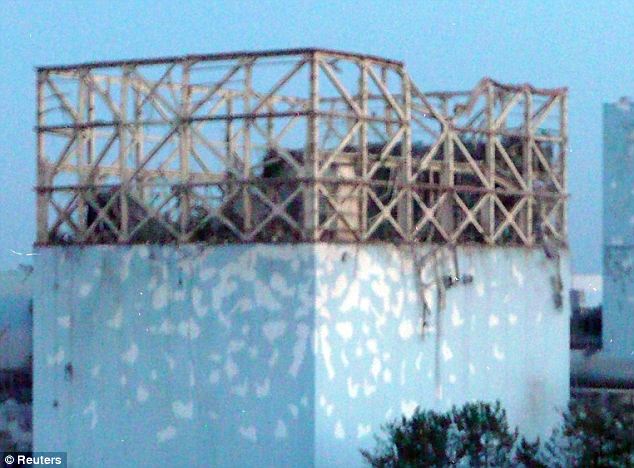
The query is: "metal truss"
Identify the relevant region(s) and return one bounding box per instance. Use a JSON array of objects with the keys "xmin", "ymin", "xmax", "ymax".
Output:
[{"xmin": 35, "ymin": 48, "xmax": 567, "ymax": 247}]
